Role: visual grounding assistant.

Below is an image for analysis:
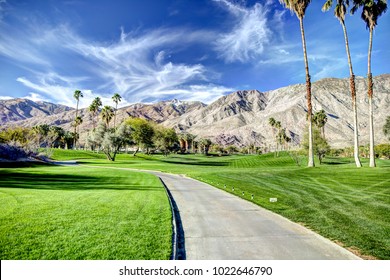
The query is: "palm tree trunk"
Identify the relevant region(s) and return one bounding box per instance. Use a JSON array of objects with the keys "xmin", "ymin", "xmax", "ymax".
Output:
[
  {"xmin": 73, "ymin": 100, "xmax": 79, "ymax": 149},
  {"xmin": 113, "ymin": 104, "xmax": 117, "ymax": 129},
  {"xmin": 368, "ymin": 28, "xmax": 375, "ymax": 167},
  {"xmin": 342, "ymin": 21, "xmax": 362, "ymax": 168},
  {"xmin": 299, "ymin": 17, "xmax": 314, "ymax": 167}
]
